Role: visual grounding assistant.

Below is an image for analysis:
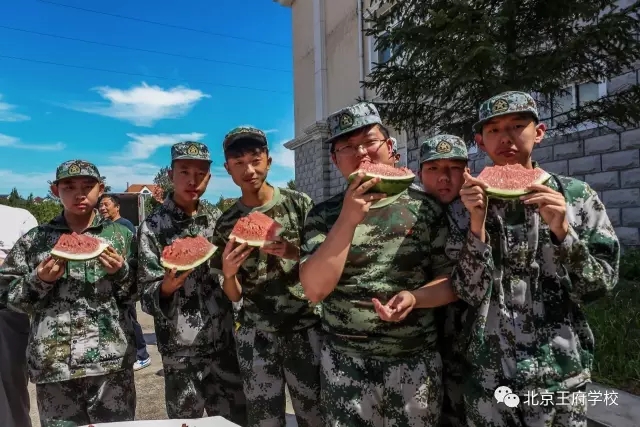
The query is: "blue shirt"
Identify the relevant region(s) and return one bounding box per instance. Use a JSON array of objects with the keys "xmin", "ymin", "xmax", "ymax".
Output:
[{"xmin": 115, "ymin": 217, "xmax": 135, "ymax": 234}]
